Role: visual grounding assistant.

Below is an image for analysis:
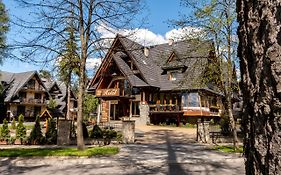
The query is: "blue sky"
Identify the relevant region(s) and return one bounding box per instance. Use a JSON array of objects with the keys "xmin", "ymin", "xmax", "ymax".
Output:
[{"xmin": 1, "ymin": 0, "xmax": 188, "ymax": 73}]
